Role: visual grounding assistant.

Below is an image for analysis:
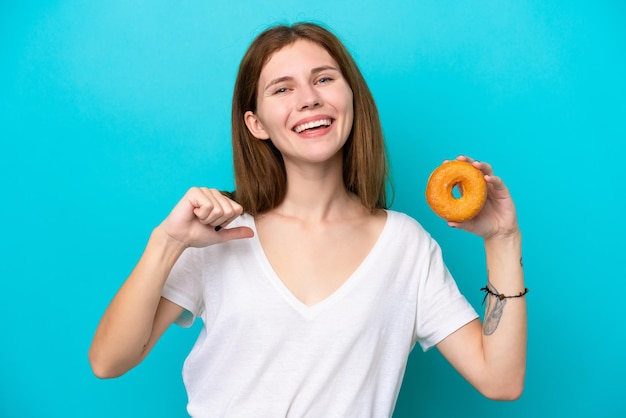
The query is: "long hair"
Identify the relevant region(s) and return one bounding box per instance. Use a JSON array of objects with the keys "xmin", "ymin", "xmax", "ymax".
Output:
[{"xmin": 231, "ymin": 22, "xmax": 390, "ymax": 215}]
